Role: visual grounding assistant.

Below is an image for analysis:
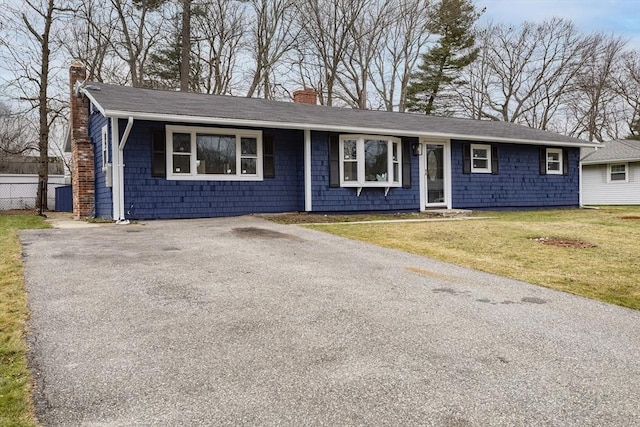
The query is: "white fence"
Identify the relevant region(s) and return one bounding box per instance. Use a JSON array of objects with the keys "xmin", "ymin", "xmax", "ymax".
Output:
[{"xmin": 0, "ymin": 174, "xmax": 68, "ymax": 210}]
